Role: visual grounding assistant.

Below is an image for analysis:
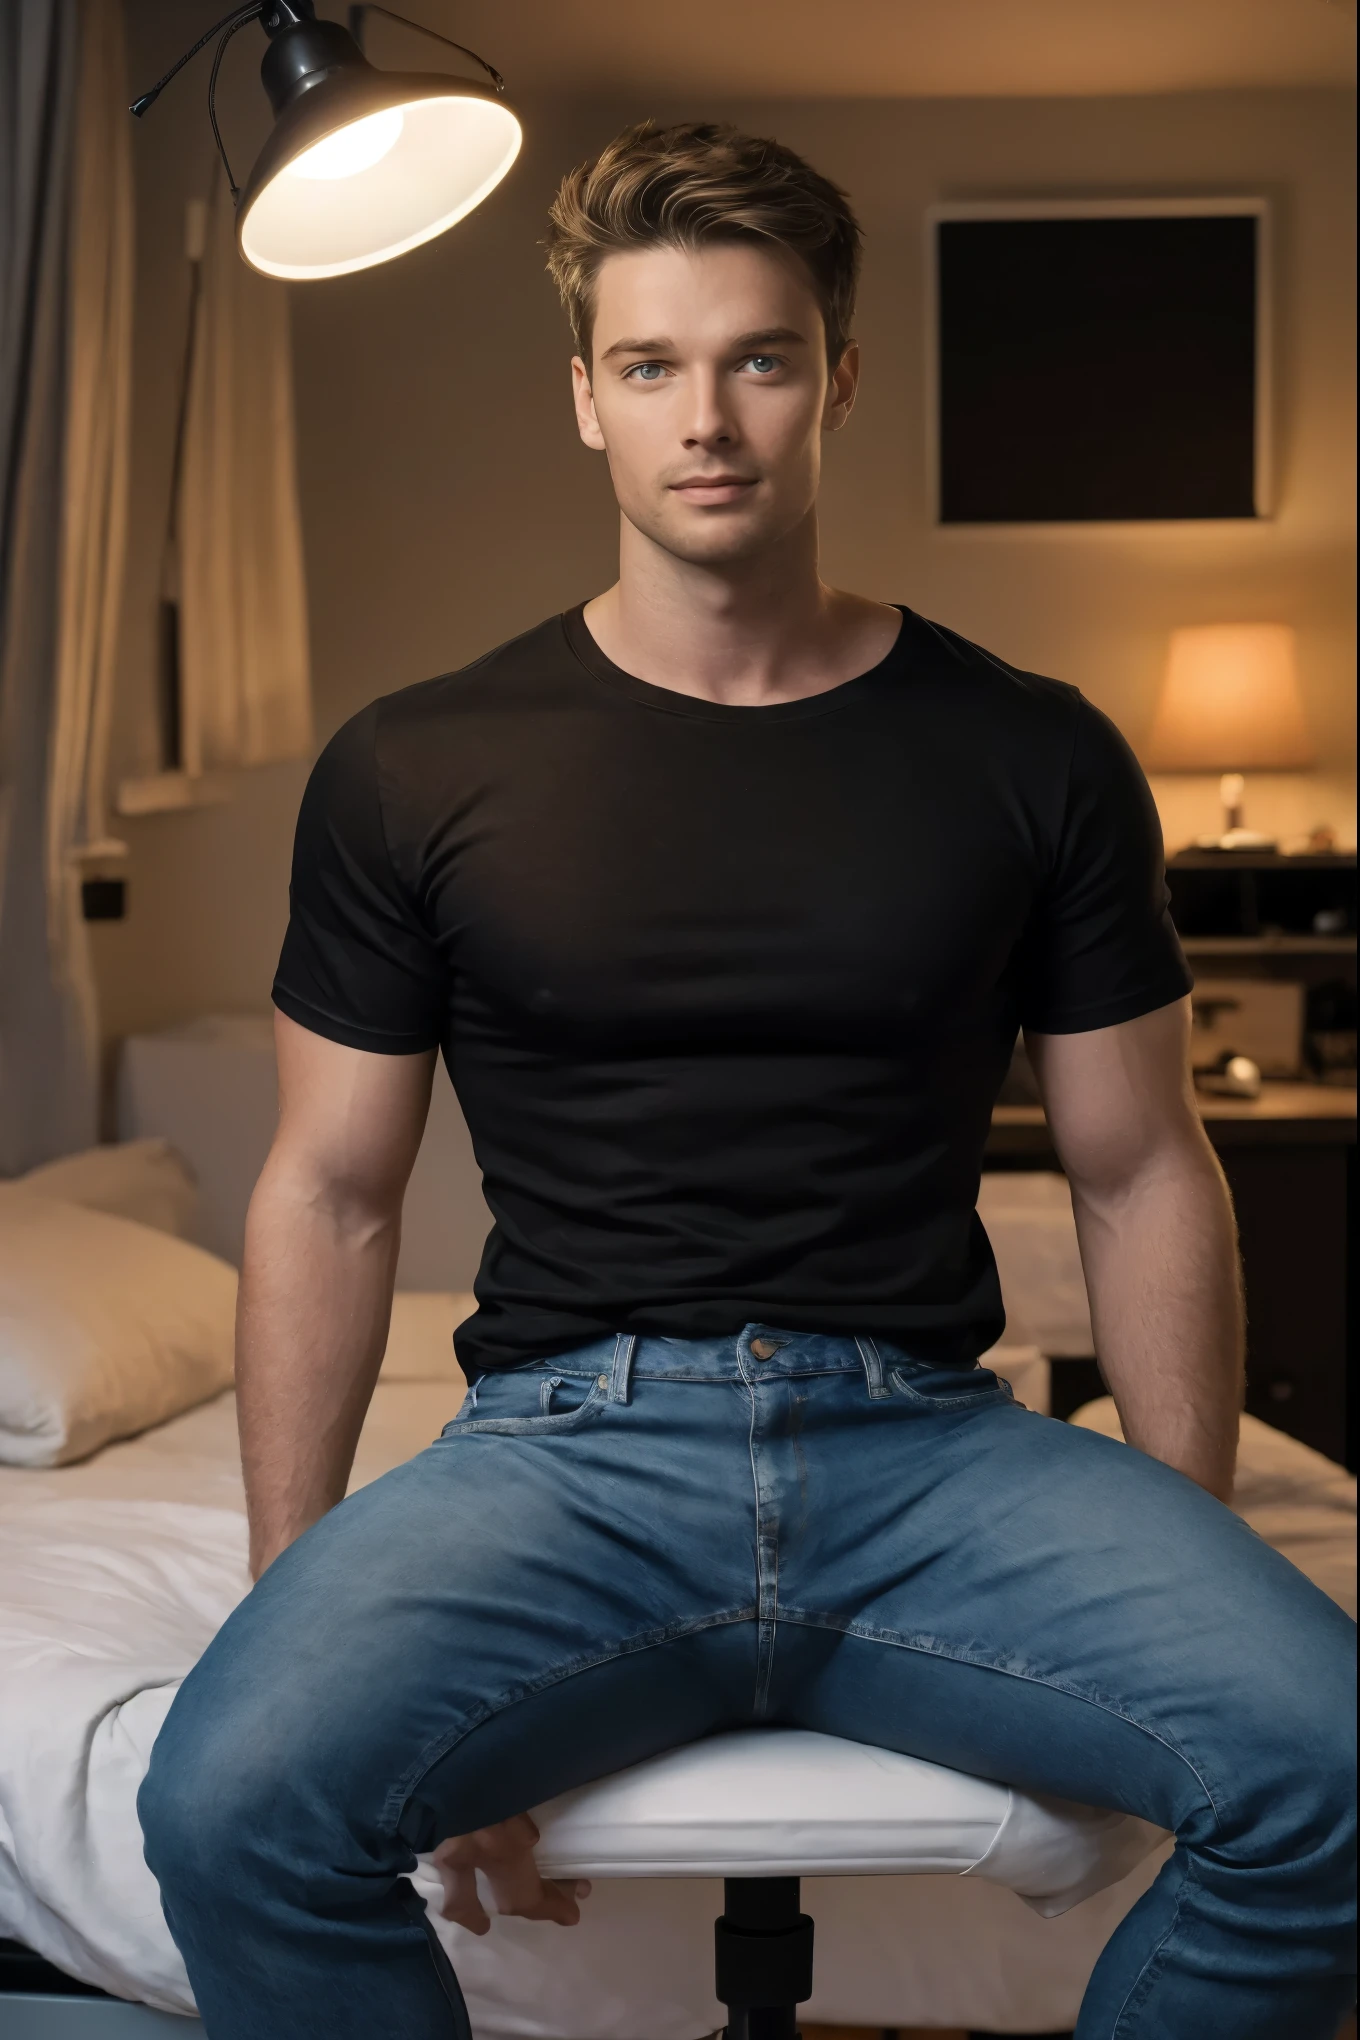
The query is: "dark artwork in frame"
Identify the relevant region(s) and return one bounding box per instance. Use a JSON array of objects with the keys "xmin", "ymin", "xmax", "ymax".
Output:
[{"xmin": 935, "ymin": 210, "xmax": 1261, "ymax": 524}]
